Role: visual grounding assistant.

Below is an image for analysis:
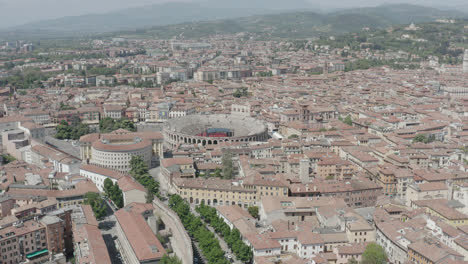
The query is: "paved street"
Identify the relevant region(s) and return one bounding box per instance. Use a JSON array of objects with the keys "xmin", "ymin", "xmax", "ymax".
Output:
[
  {"xmin": 151, "ymin": 166, "xmax": 237, "ymax": 263},
  {"xmin": 190, "ymin": 205, "xmax": 240, "ymax": 264},
  {"xmin": 99, "ymin": 199, "xmax": 124, "ymax": 264}
]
